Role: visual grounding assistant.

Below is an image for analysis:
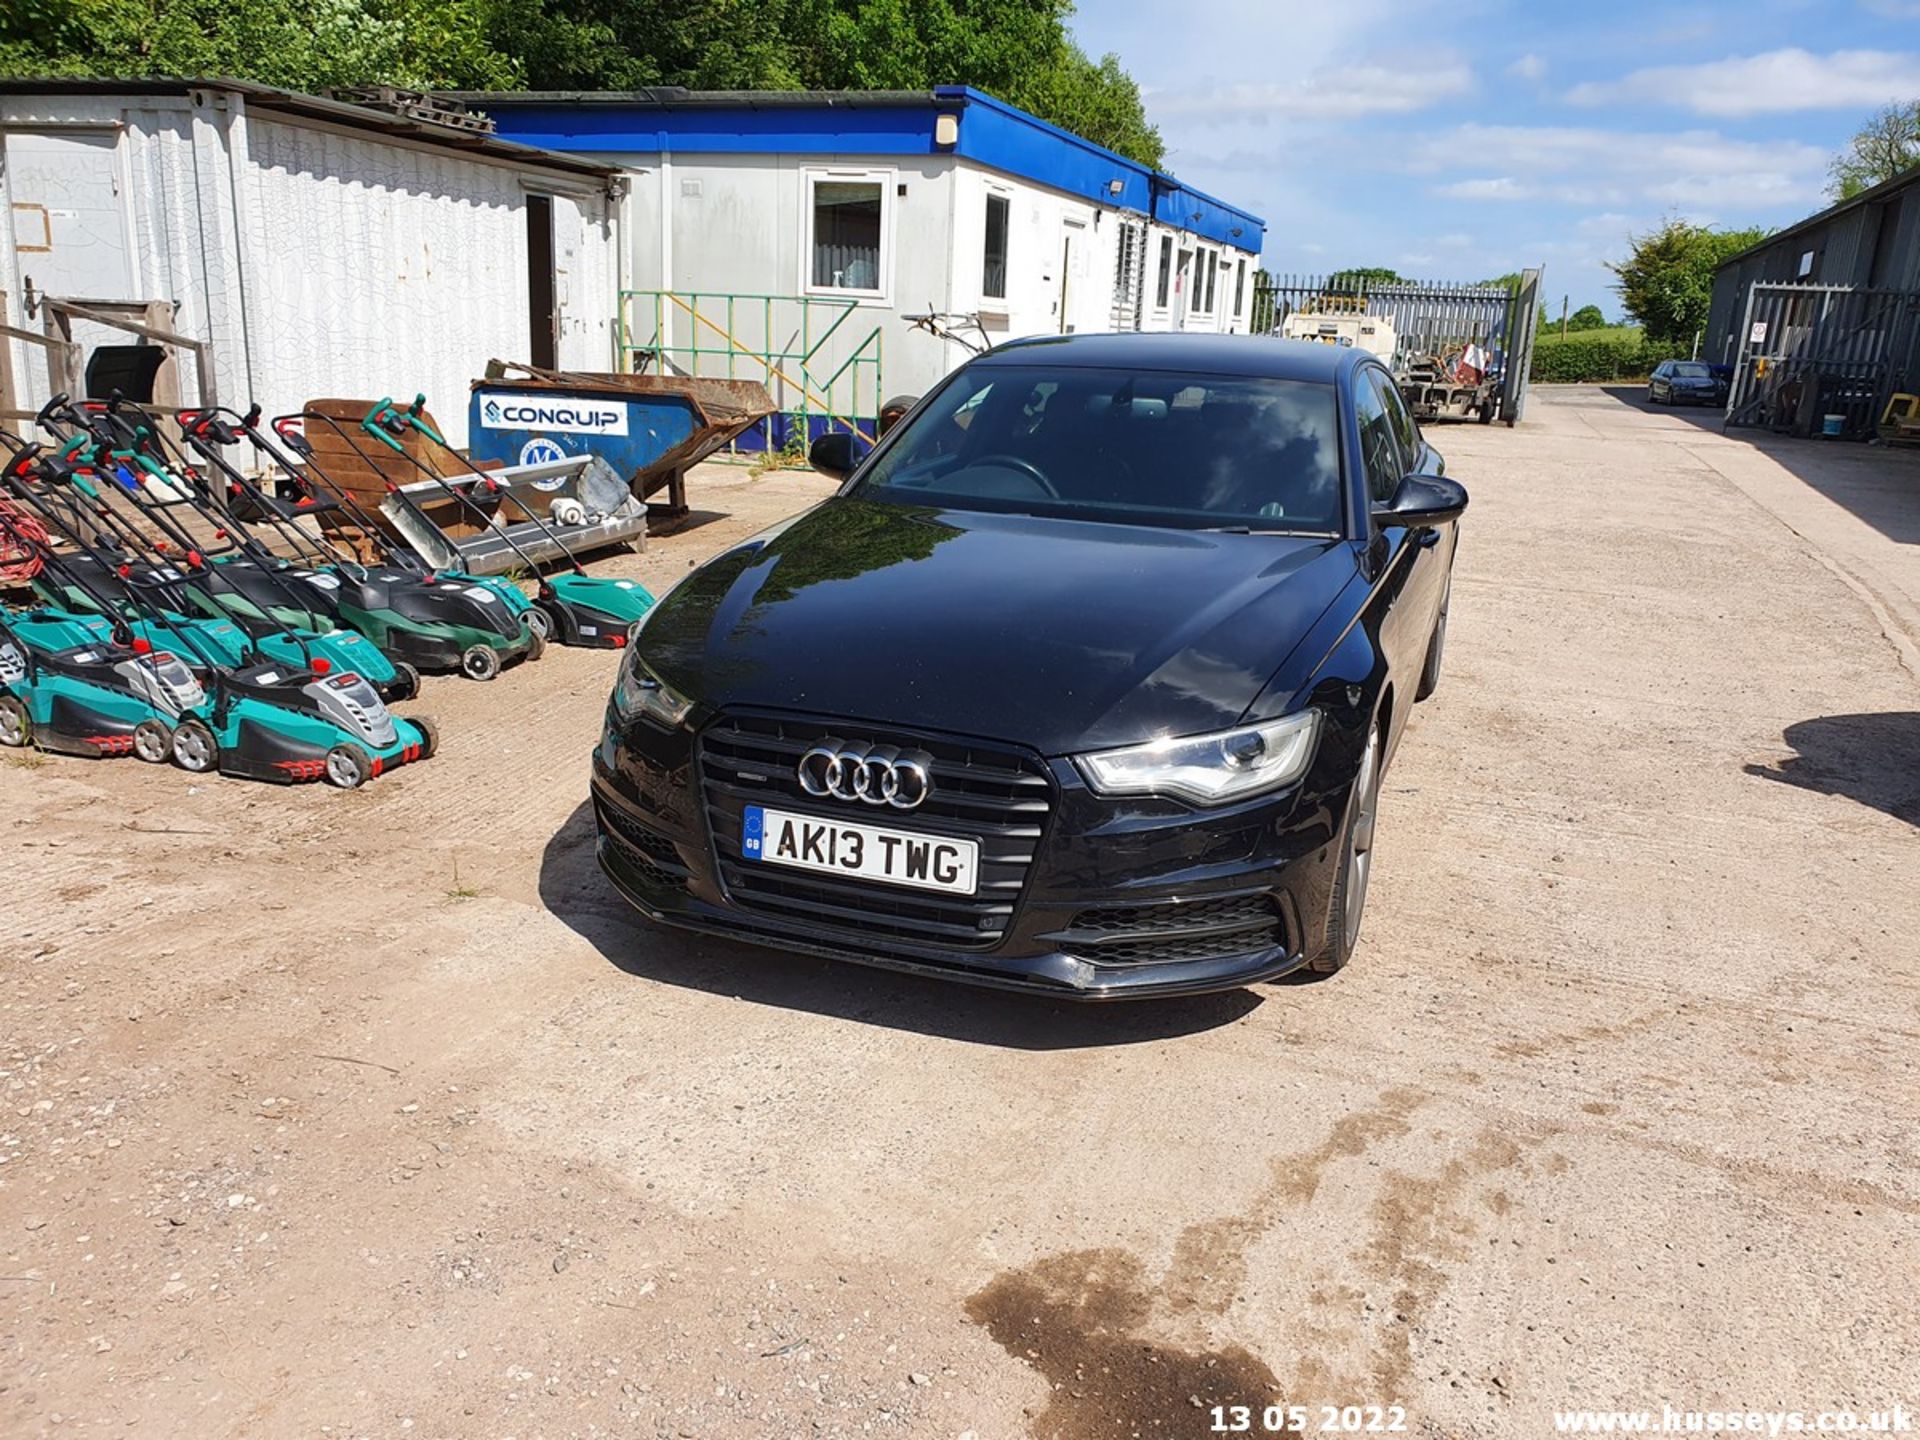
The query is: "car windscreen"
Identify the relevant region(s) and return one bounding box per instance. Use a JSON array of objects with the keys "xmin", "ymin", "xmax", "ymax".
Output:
[
  {"xmin": 1671, "ymin": 363, "xmax": 1712, "ymax": 377},
  {"xmin": 850, "ymin": 364, "xmax": 1345, "ymax": 535}
]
